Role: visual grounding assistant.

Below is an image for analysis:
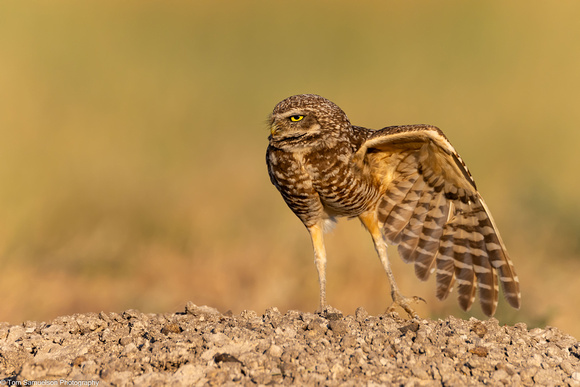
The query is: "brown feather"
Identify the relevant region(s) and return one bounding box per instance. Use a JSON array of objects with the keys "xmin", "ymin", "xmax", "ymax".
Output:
[
  {"xmin": 267, "ymin": 95, "xmax": 520, "ymax": 317},
  {"xmin": 365, "ymin": 126, "xmax": 520, "ymax": 315}
]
